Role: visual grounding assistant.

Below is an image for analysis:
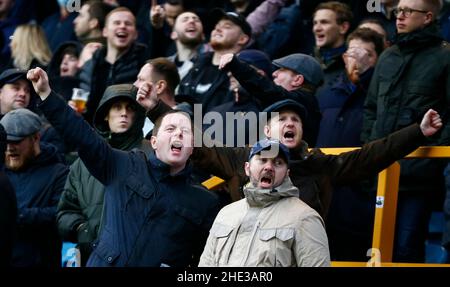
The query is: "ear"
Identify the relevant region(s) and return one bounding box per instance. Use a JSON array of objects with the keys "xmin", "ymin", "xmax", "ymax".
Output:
[
  {"xmin": 102, "ymin": 26, "xmax": 108, "ymax": 38},
  {"xmin": 150, "ymin": 135, "xmax": 157, "ymax": 150},
  {"xmin": 156, "ymin": 80, "xmax": 166, "ymax": 95},
  {"xmin": 244, "ymin": 161, "xmax": 250, "ymax": 177},
  {"xmin": 424, "ymin": 12, "xmax": 433, "ymax": 25},
  {"xmin": 104, "ymin": 114, "xmax": 109, "ymax": 122},
  {"xmin": 170, "ymin": 30, "xmax": 178, "ymax": 41},
  {"xmin": 339, "ymin": 21, "xmax": 350, "ymax": 35},
  {"xmin": 291, "ymin": 74, "xmax": 304, "ymax": 88},
  {"xmin": 237, "ymin": 34, "xmax": 250, "ymax": 47},
  {"xmin": 89, "ymin": 18, "xmax": 99, "ymax": 30},
  {"xmin": 286, "ymin": 168, "xmax": 290, "ymax": 177},
  {"xmin": 264, "ymin": 124, "xmax": 271, "ymax": 138}
]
